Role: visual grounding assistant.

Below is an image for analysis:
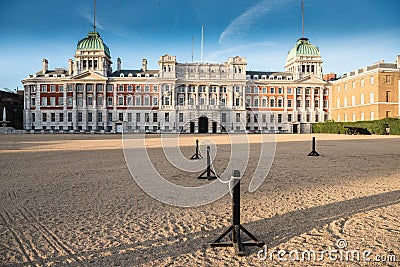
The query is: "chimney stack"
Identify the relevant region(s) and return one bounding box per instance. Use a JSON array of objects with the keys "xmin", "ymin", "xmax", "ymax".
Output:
[
  {"xmin": 42, "ymin": 58, "xmax": 48, "ymax": 74},
  {"xmin": 117, "ymin": 57, "xmax": 121, "ymax": 71},
  {"xmin": 142, "ymin": 58, "xmax": 148, "ymax": 72},
  {"xmin": 397, "ymin": 55, "xmax": 400, "ymax": 69},
  {"xmin": 68, "ymin": 59, "xmax": 74, "ymax": 76}
]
